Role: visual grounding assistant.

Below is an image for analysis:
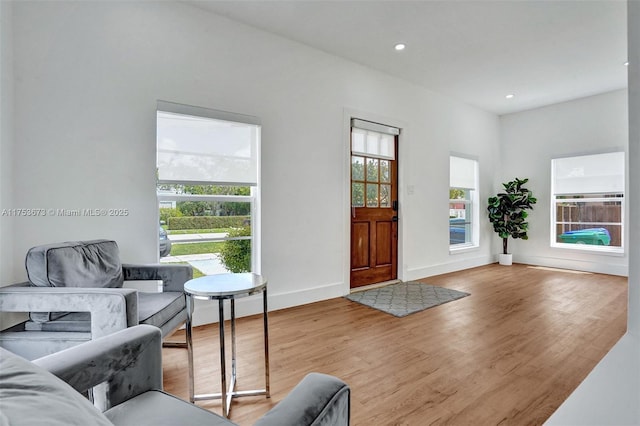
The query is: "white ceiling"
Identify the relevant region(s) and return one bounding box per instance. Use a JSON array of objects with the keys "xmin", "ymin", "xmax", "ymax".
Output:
[{"xmin": 186, "ymin": 0, "xmax": 628, "ymax": 116}]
